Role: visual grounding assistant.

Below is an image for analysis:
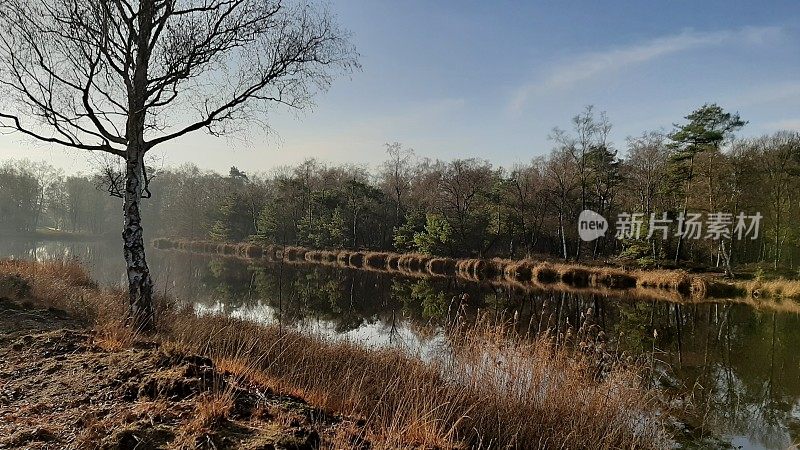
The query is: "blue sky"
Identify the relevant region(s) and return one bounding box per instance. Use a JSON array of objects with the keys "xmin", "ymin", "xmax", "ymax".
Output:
[{"xmin": 2, "ymin": 0, "xmax": 799, "ymax": 174}]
